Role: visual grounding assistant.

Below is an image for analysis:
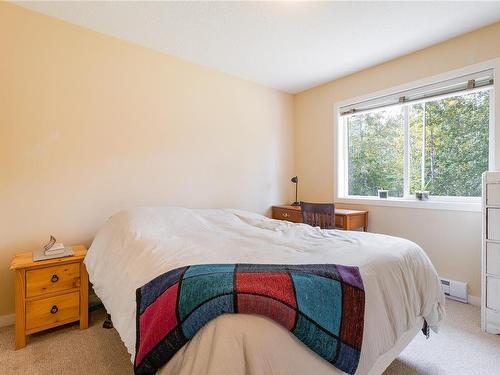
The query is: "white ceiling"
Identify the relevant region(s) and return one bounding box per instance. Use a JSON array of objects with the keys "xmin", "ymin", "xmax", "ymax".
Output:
[{"xmin": 15, "ymin": 1, "xmax": 500, "ymax": 93}]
